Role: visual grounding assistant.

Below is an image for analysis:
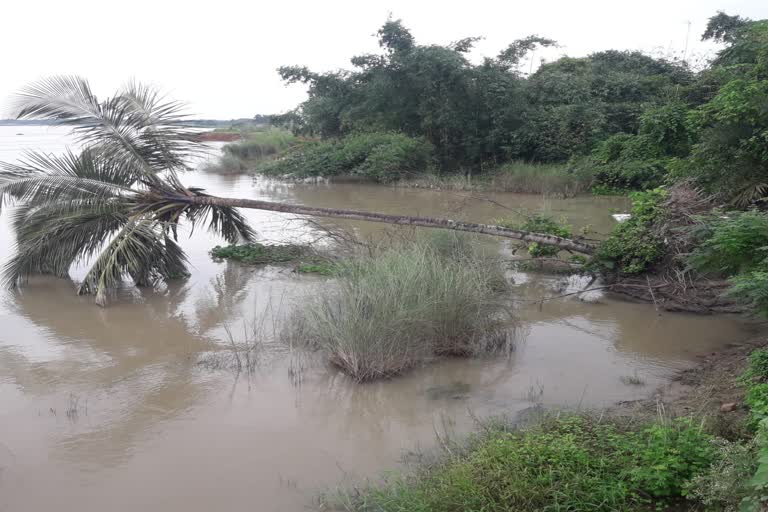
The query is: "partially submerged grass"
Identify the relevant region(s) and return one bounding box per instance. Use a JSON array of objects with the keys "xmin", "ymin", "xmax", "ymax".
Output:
[
  {"xmin": 489, "ymin": 161, "xmax": 594, "ymax": 197},
  {"xmin": 395, "ymin": 162, "xmax": 595, "ymax": 197},
  {"xmin": 290, "ymin": 233, "xmax": 511, "ymax": 381},
  {"xmin": 328, "ymin": 414, "xmax": 718, "ymax": 512}
]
